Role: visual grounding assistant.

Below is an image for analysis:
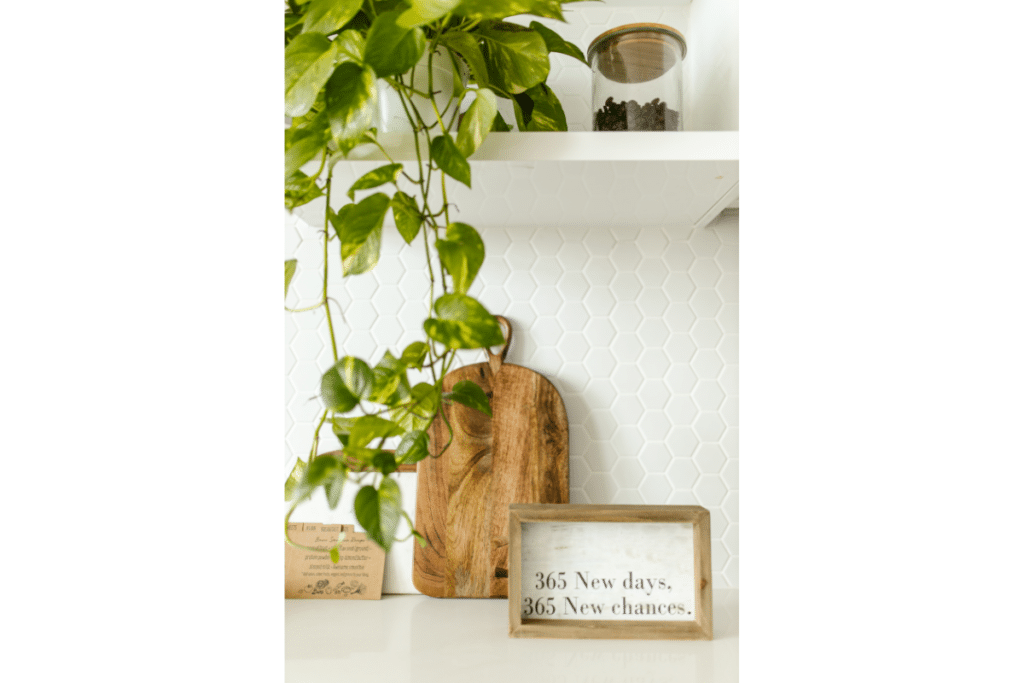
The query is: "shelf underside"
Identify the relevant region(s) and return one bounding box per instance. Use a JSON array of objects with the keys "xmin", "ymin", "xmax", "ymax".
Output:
[
  {"xmin": 347, "ymin": 131, "xmax": 738, "ymax": 162},
  {"xmin": 295, "ymin": 158, "xmax": 738, "ymax": 231}
]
